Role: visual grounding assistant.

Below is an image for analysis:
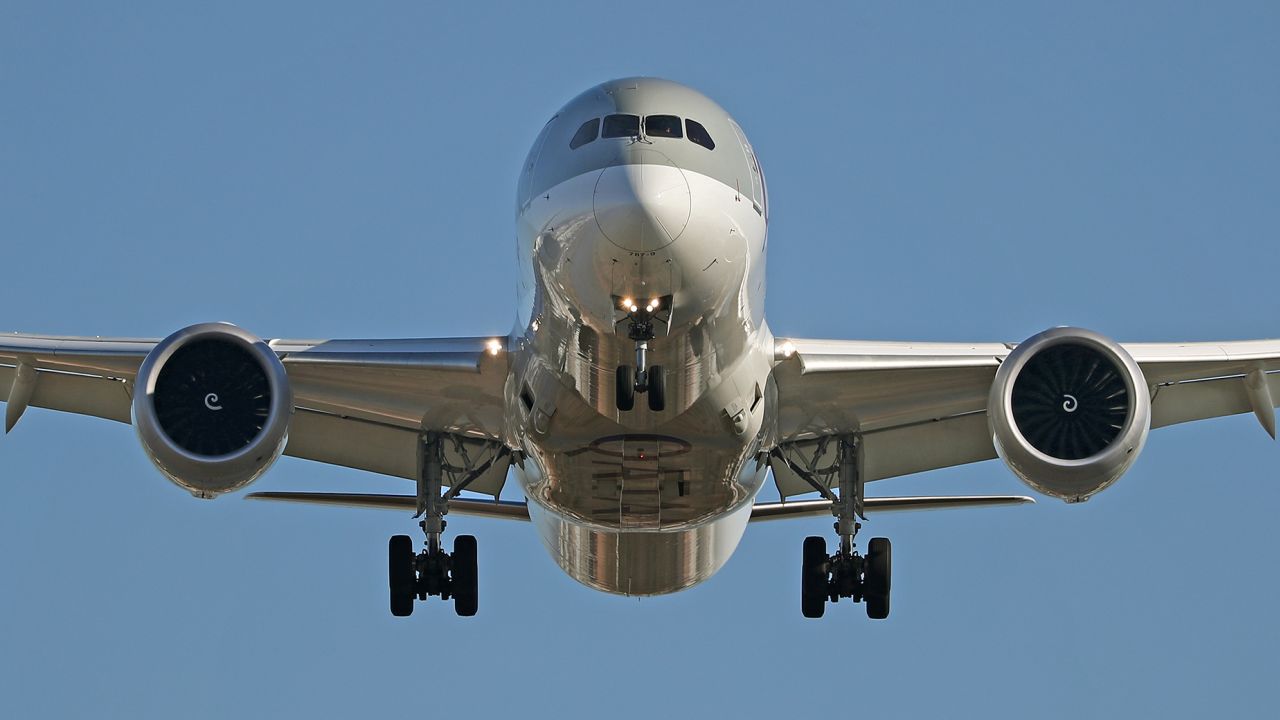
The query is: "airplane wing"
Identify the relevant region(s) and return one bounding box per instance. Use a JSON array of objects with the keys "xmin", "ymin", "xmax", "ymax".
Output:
[
  {"xmin": 770, "ymin": 335, "xmax": 1280, "ymax": 499},
  {"xmin": 0, "ymin": 331, "xmax": 512, "ymax": 496},
  {"xmin": 243, "ymin": 490, "xmax": 1035, "ymax": 520}
]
